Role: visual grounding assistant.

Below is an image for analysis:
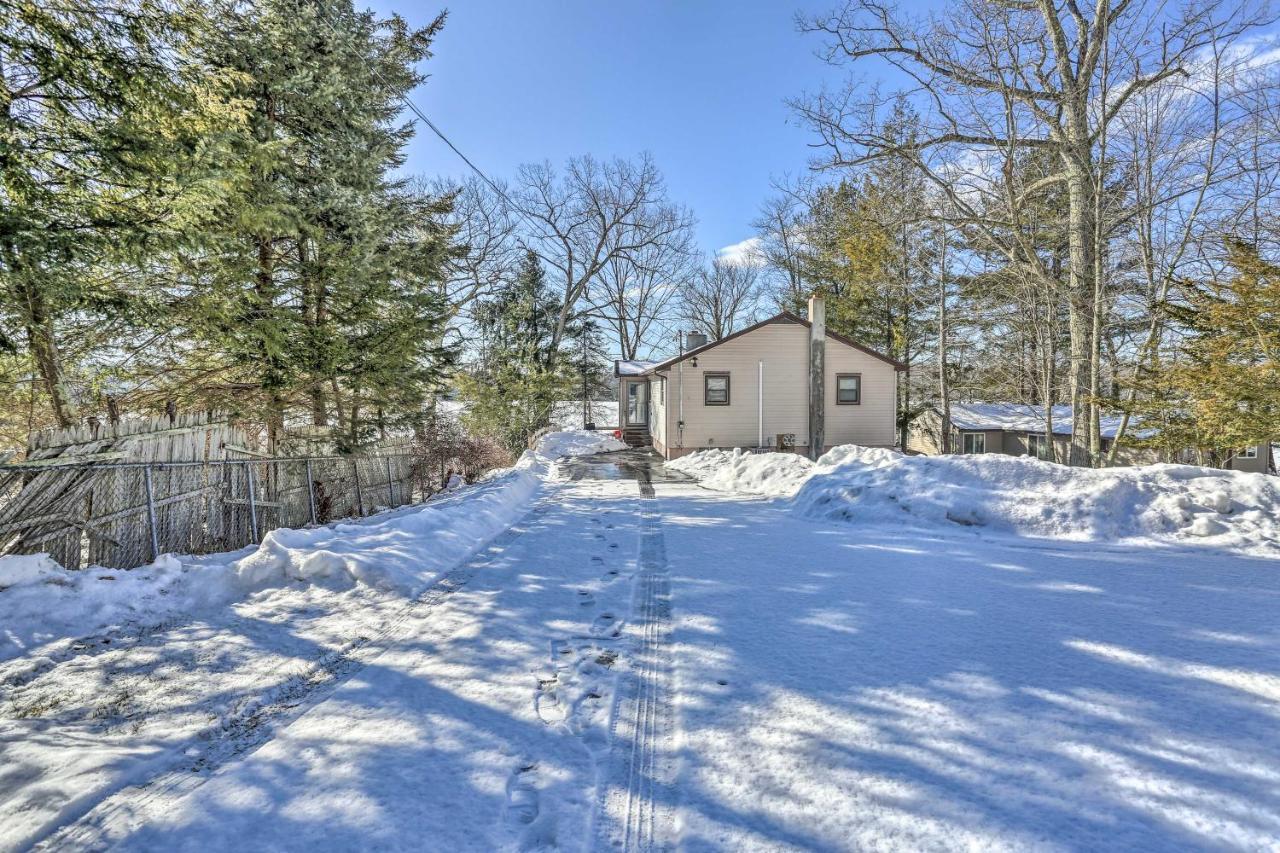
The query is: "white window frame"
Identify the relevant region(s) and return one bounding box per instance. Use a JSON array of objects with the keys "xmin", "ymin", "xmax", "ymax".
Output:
[
  {"xmin": 962, "ymin": 432, "xmax": 985, "ymax": 454},
  {"xmin": 1239, "ymin": 445, "xmax": 1258, "ymax": 459},
  {"xmin": 1026, "ymin": 432, "xmax": 1049, "ymax": 460}
]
